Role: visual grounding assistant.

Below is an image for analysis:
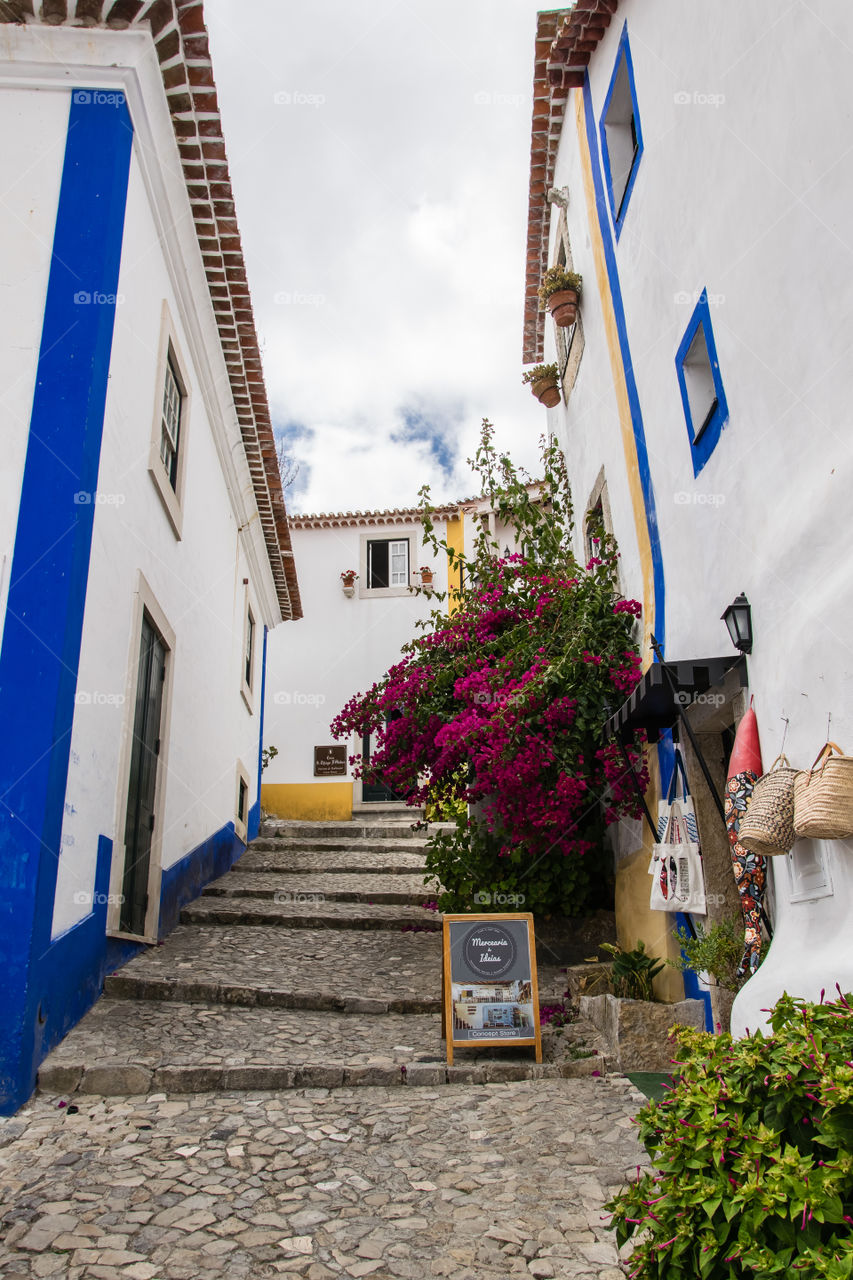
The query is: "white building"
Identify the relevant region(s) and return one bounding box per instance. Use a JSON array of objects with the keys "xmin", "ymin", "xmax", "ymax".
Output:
[
  {"xmin": 263, "ymin": 506, "xmax": 455, "ymax": 820},
  {"xmin": 523, "ymin": 1, "xmax": 853, "ymax": 1029},
  {"xmin": 0, "ymin": 2, "xmax": 301, "ymax": 1112}
]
